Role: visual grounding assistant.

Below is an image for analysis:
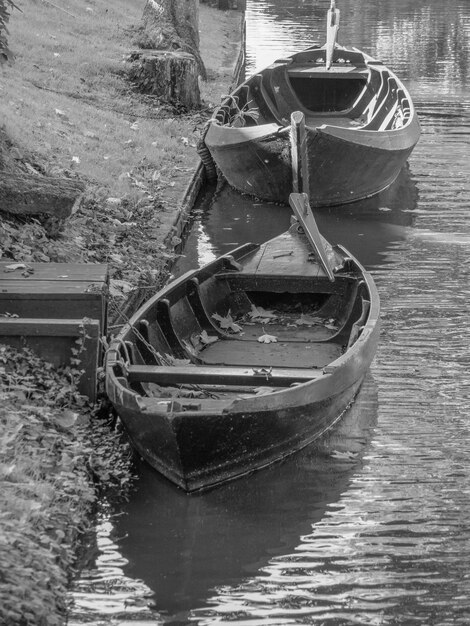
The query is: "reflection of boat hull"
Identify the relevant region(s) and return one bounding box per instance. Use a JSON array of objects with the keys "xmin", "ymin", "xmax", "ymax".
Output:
[
  {"xmin": 106, "ymin": 216, "xmax": 380, "ymax": 492},
  {"xmin": 204, "ymin": 45, "xmax": 420, "ymax": 206},
  {"xmin": 115, "ymin": 376, "xmax": 378, "ymax": 615}
]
